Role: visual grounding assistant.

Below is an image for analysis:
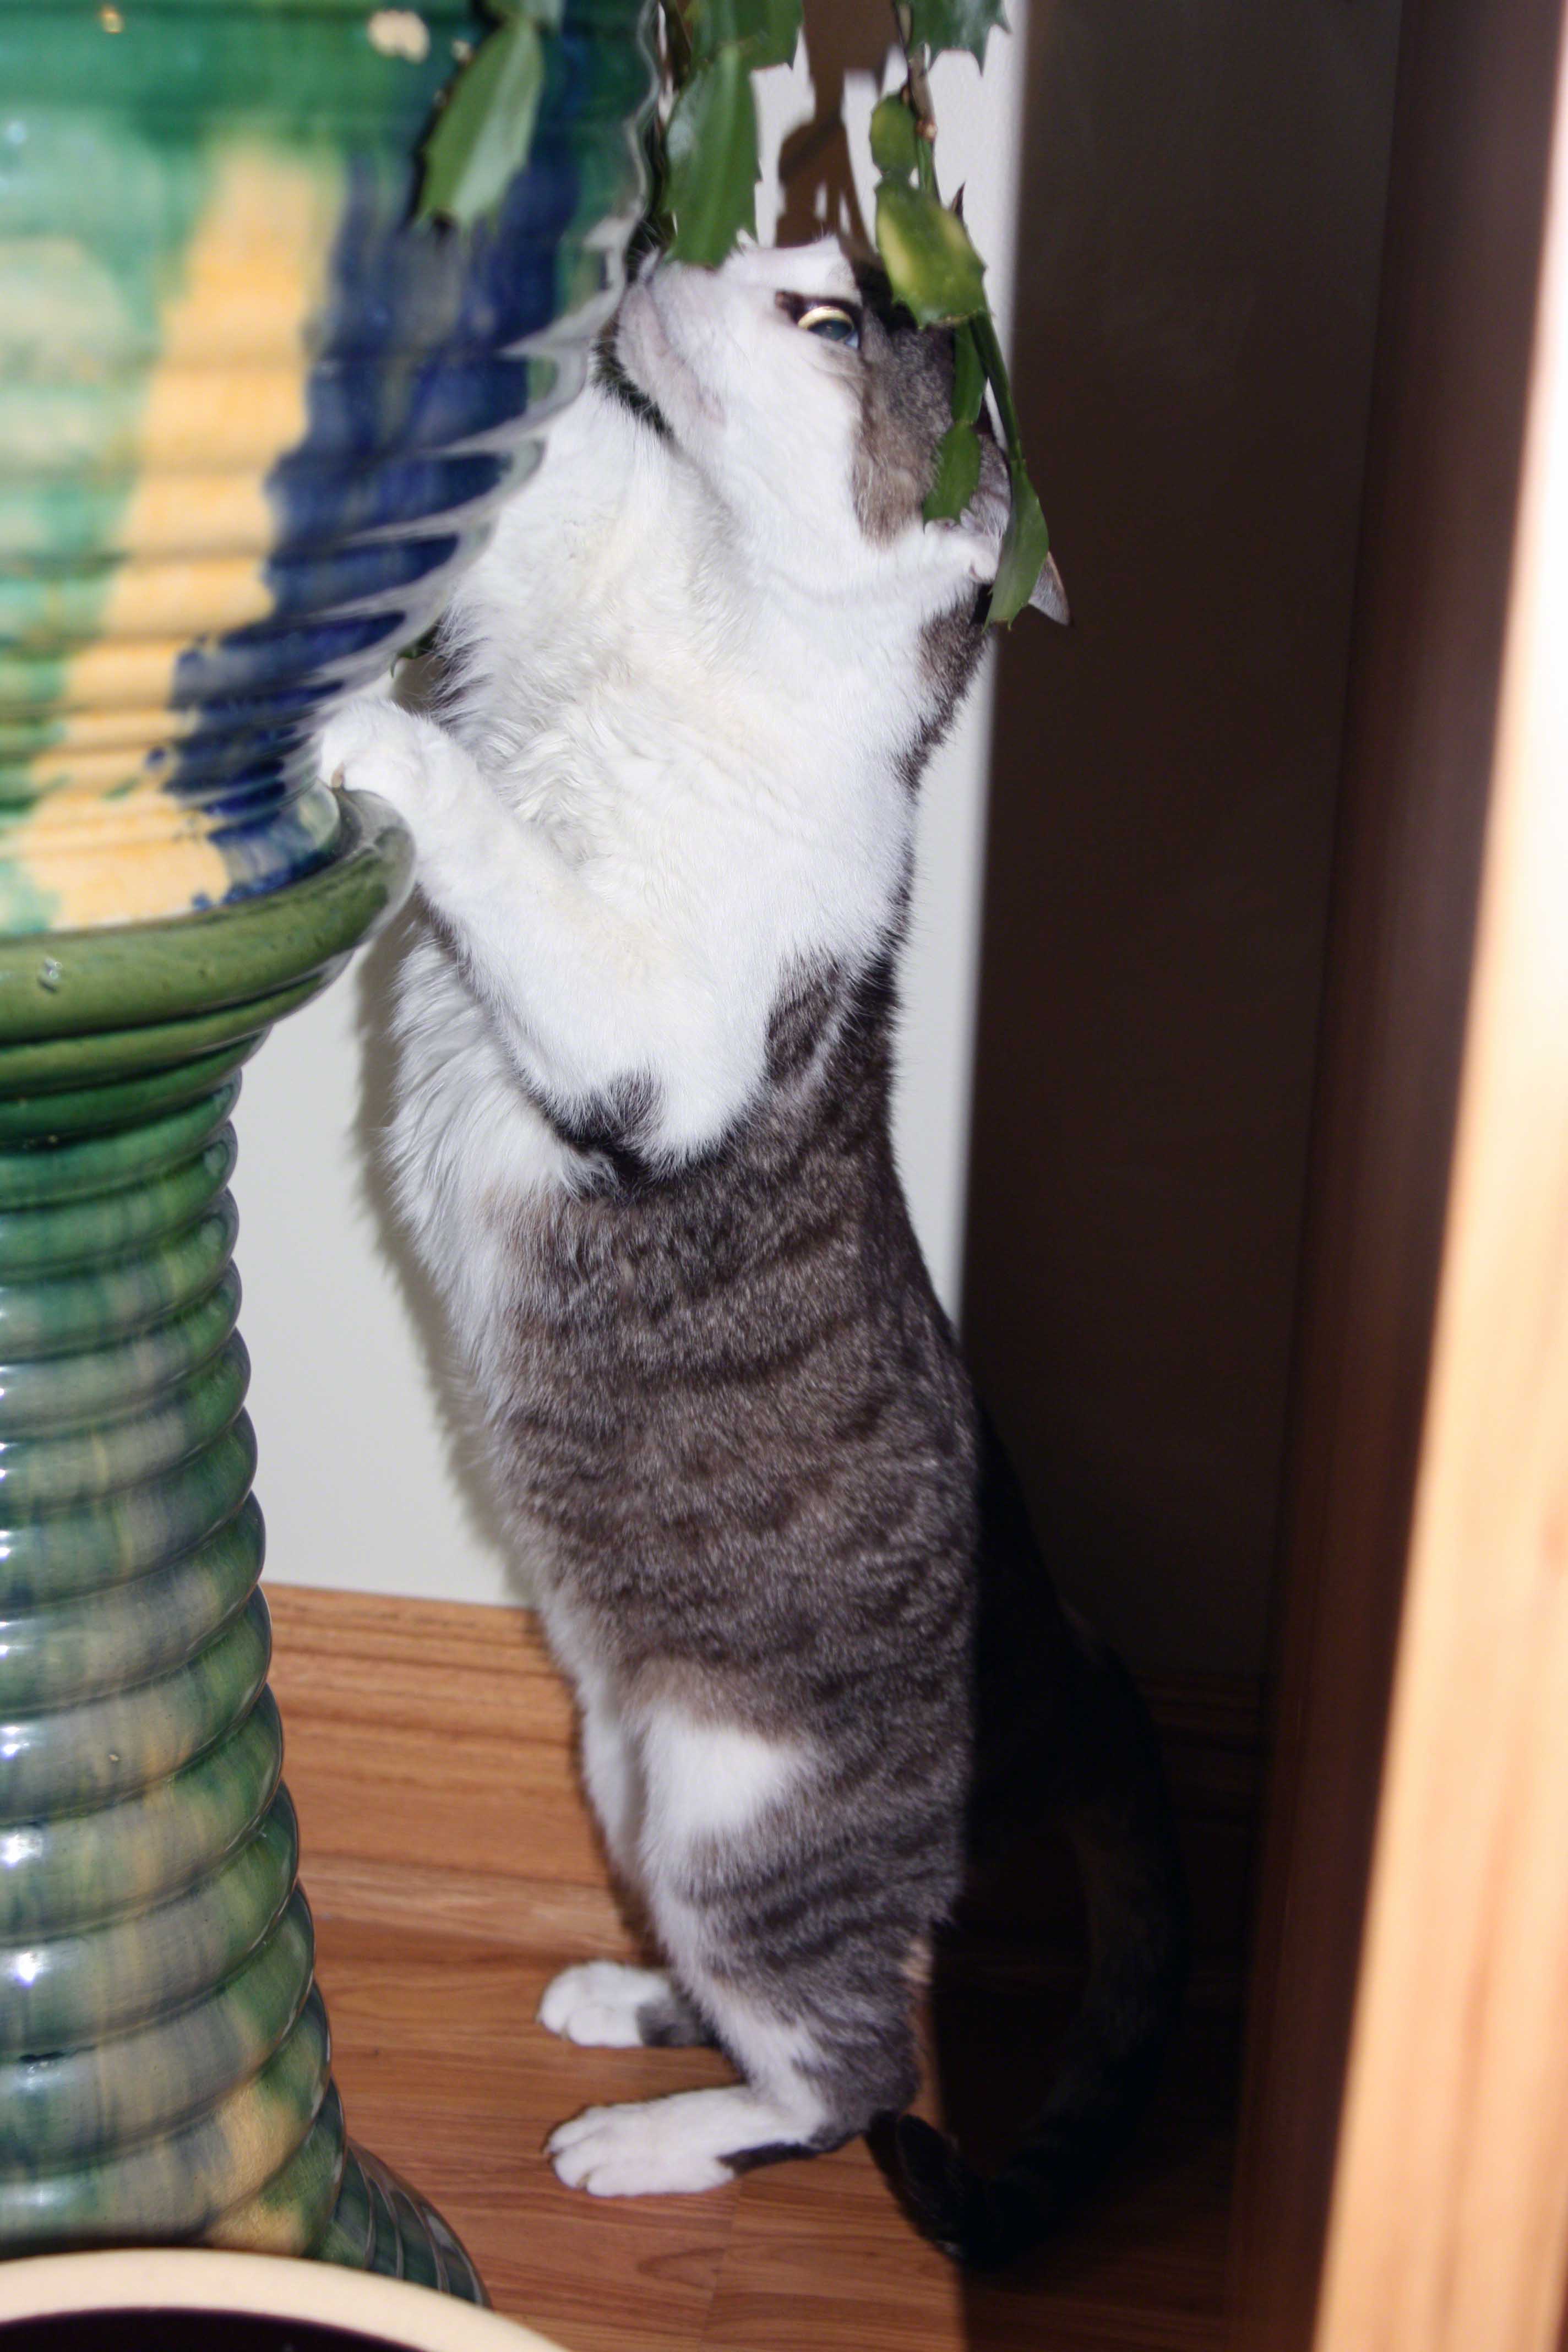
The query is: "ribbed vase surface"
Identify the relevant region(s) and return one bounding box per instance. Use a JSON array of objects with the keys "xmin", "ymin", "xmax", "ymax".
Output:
[
  {"xmin": 0, "ymin": 0, "xmax": 646, "ymax": 931},
  {"xmin": 0, "ymin": 0, "xmax": 649, "ymax": 2290}
]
